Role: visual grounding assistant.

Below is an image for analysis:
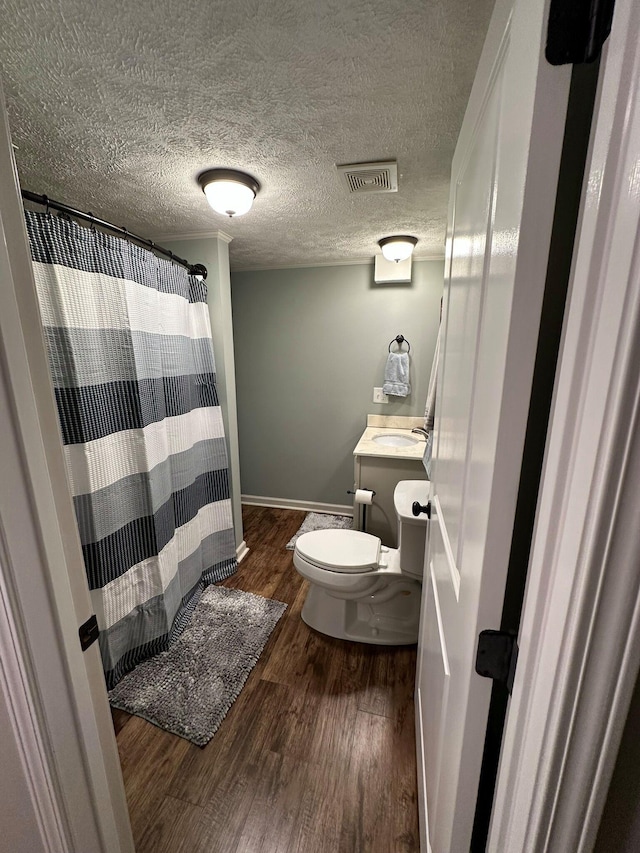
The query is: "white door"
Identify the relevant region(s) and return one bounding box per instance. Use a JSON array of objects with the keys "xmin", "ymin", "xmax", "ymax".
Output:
[
  {"xmin": 490, "ymin": 0, "xmax": 640, "ymax": 846},
  {"xmin": 414, "ymin": 0, "xmax": 573, "ymax": 849}
]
